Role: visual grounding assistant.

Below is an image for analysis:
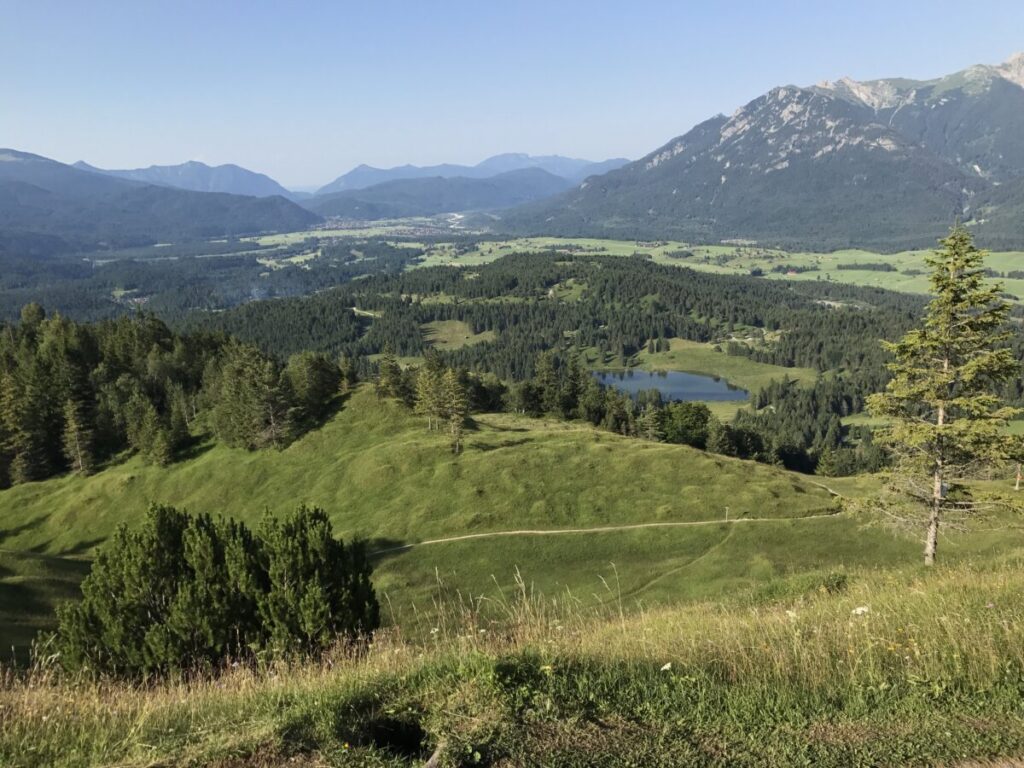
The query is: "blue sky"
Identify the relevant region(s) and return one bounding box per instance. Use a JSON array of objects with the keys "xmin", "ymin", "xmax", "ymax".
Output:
[{"xmin": 3, "ymin": 0, "xmax": 1022, "ymax": 187}]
